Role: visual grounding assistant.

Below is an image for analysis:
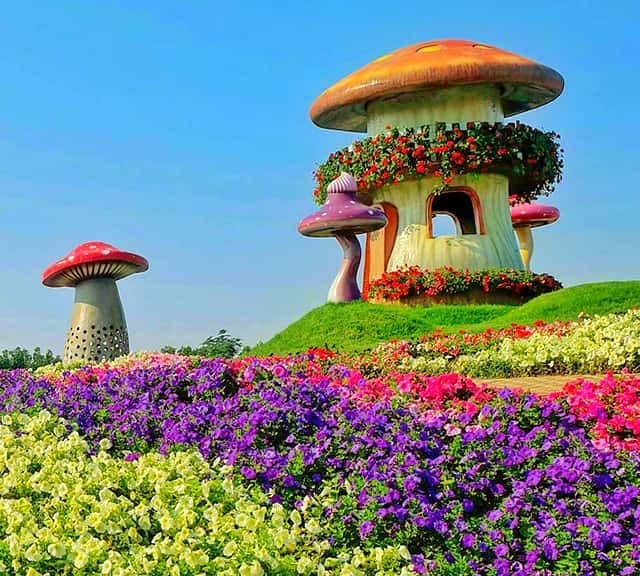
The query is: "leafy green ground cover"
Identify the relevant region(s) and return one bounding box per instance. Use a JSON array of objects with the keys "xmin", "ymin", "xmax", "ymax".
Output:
[{"xmin": 251, "ymin": 281, "xmax": 640, "ymax": 355}]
